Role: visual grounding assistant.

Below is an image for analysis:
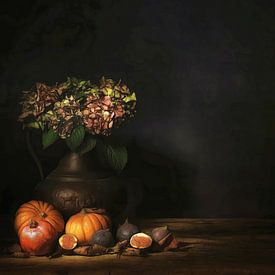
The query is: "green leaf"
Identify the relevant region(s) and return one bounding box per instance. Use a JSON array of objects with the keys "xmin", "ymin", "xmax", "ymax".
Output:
[
  {"xmin": 123, "ymin": 92, "xmax": 136, "ymax": 103},
  {"xmin": 25, "ymin": 121, "xmax": 40, "ymax": 129},
  {"xmin": 77, "ymin": 136, "xmax": 97, "ymax": 155},
  {"xmin": 96, "ymin": 141, "xmax": 108, "ymax": 167},
  {"xmin": 84, "ymin": 87, "xmax": 99, "ymax": 95},
  {"xmin": 66, "ymin": 125, "xmax": 85, "ymax": 151},
  {"xmin": 42, "ymin": 128, "xmax": 59, "ymax": 149},
  {"xmin": 102, "ymin": 87, "xmax": 114, "ymax": 96},
  {"xmin": 79, "ymin": 80, "xmax": 86, "ymax": 87},
  {"xmin": 97, "ymin": 141, "xmax": 127, "ymax": 172}
]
